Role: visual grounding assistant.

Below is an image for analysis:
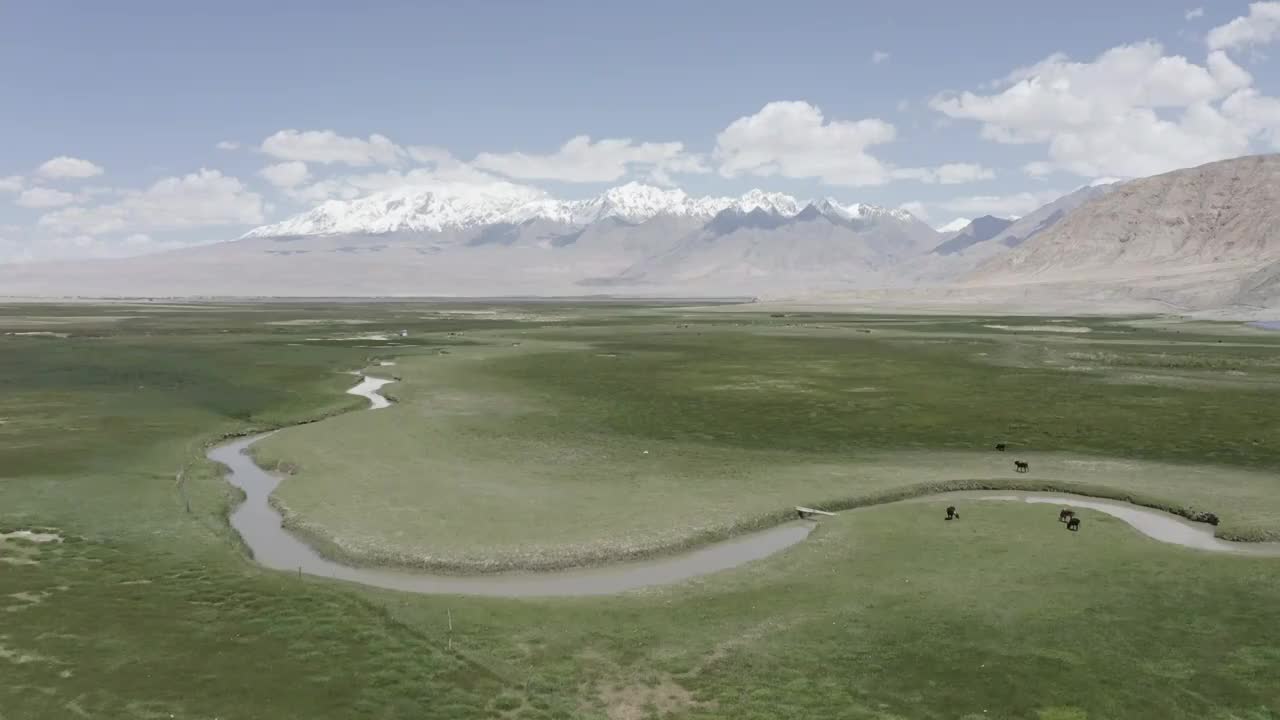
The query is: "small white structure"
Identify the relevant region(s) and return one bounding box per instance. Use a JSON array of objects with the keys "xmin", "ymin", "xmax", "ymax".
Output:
[{"xmin": 399, "ymin": 329, "xmax": 408, "ymax": 338}]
